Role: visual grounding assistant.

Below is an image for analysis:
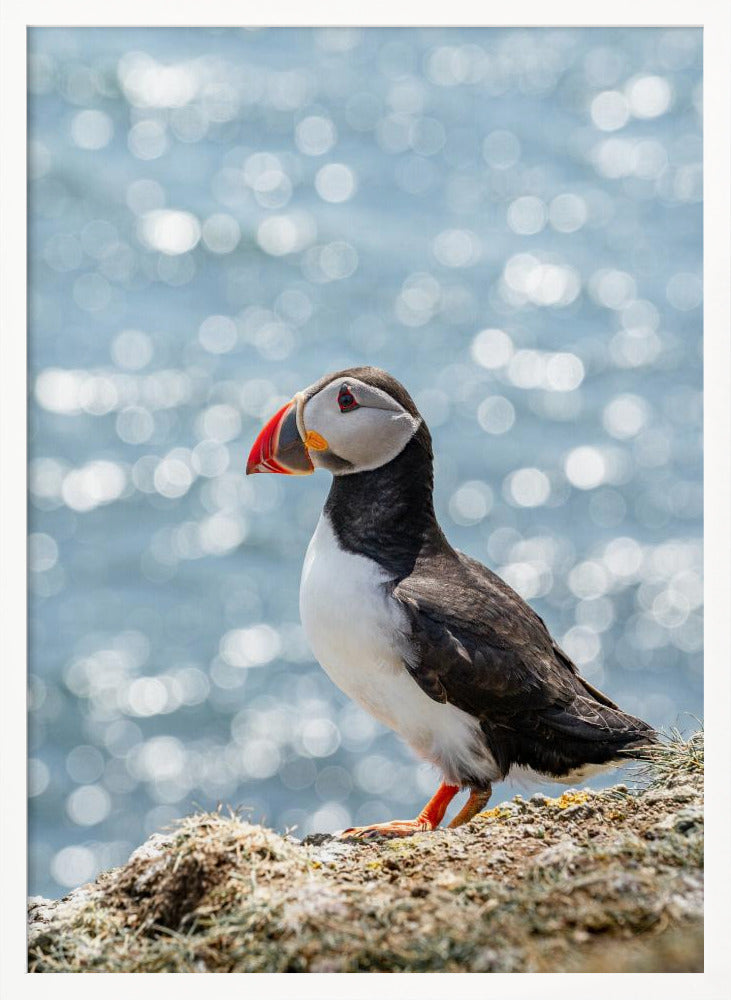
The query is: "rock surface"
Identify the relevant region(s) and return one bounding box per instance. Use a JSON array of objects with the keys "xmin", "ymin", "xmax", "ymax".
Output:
[{"xmin": 28, "ymin": 733, "xmax": 703, "ymax": 973}]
